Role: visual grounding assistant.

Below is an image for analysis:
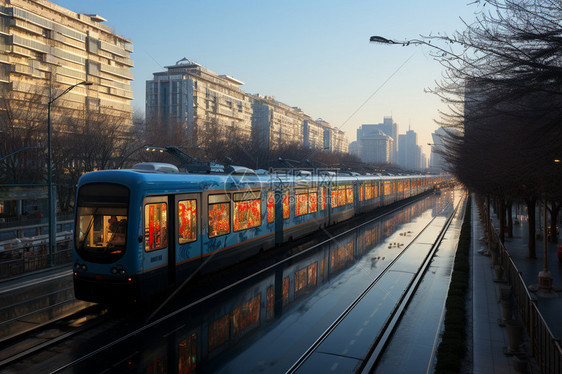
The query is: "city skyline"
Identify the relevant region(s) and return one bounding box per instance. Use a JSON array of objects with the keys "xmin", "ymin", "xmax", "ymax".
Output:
[{"xmin": 52, "ymin": 0, "xmax": 480, "ymax": 156}]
